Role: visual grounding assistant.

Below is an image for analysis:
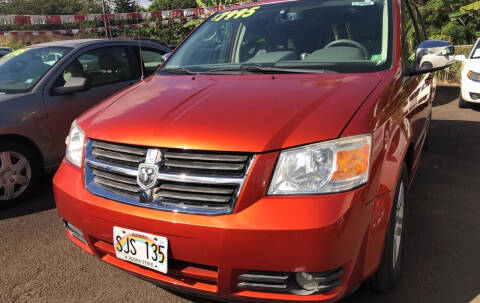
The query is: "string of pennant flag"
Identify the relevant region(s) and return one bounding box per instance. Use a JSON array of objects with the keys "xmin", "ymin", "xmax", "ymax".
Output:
[
  {"xmin": 0, "ymin": 17, "xmax": 204, "ymax": 36},
  {"xmin": 0, "ymin": 5, "xmax": 226, "ymax": 25}
]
